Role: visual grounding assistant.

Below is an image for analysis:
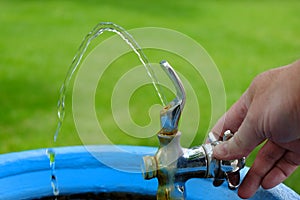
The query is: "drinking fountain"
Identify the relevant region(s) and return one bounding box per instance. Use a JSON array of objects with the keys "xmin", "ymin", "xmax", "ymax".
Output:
[{"xmin": 142, "ymin": 61, "xmax": 245, "ymax": 200}]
